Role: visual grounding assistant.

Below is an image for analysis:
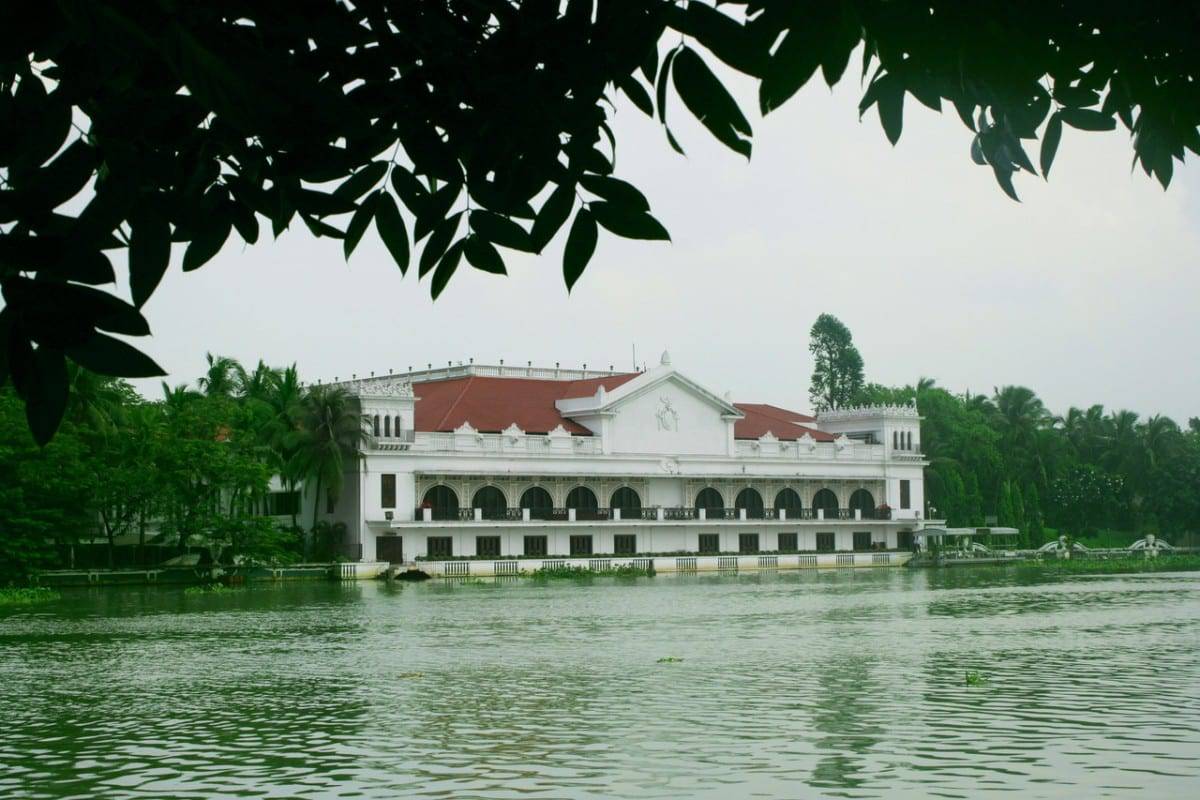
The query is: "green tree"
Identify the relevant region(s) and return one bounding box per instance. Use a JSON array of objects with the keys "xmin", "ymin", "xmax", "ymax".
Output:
[
  {"xmin": 7, "ymin": 2, "xmax": 1199, "ymax": 444},
  {"xmin": 808, "ymin": 314, "xmax": 865, "ymax": 411},
  {"xmin": 1024, "ymin": 483, "xmax": 1045, "ymax": 547},
  {"xmin": 288, "ymin": 387, "xmax": 369, "ymax": 542}
]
